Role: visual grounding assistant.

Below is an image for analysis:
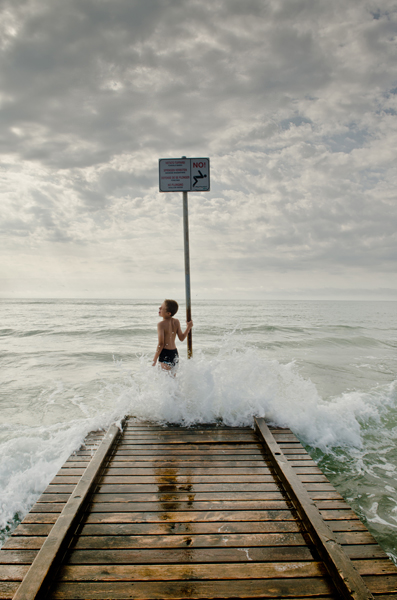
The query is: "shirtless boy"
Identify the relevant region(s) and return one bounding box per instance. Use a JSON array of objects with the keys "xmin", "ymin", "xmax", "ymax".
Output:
[{"xmin": 152, "ymin": 299, "xmax": 193, "ymax": 370}]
